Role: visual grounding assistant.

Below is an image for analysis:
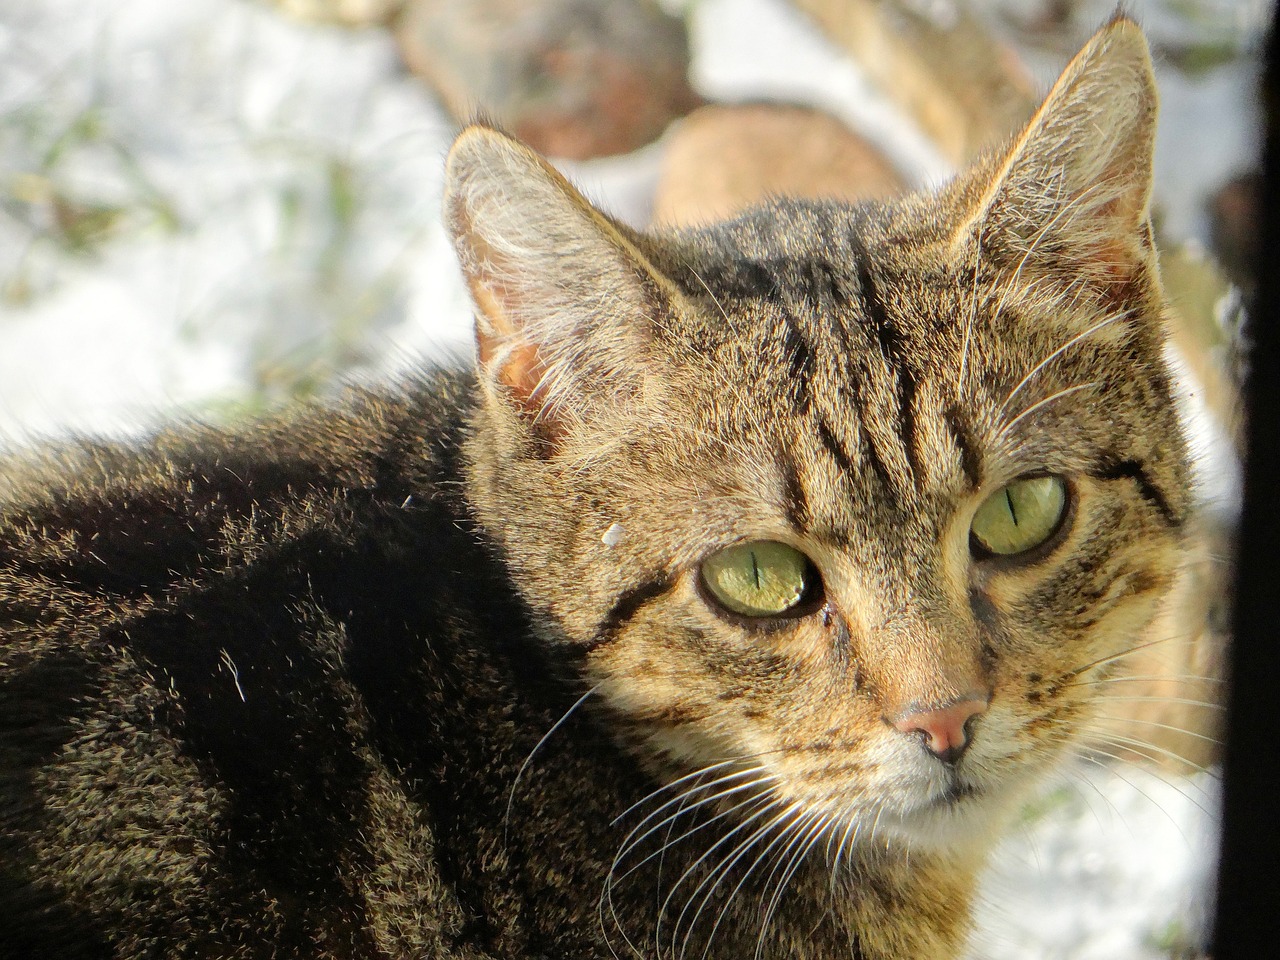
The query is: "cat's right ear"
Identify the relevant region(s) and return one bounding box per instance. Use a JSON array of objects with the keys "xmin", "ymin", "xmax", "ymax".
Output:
[{"xmin": 444, "ymin": 125, "xmax": 676, "ymax": 450}]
